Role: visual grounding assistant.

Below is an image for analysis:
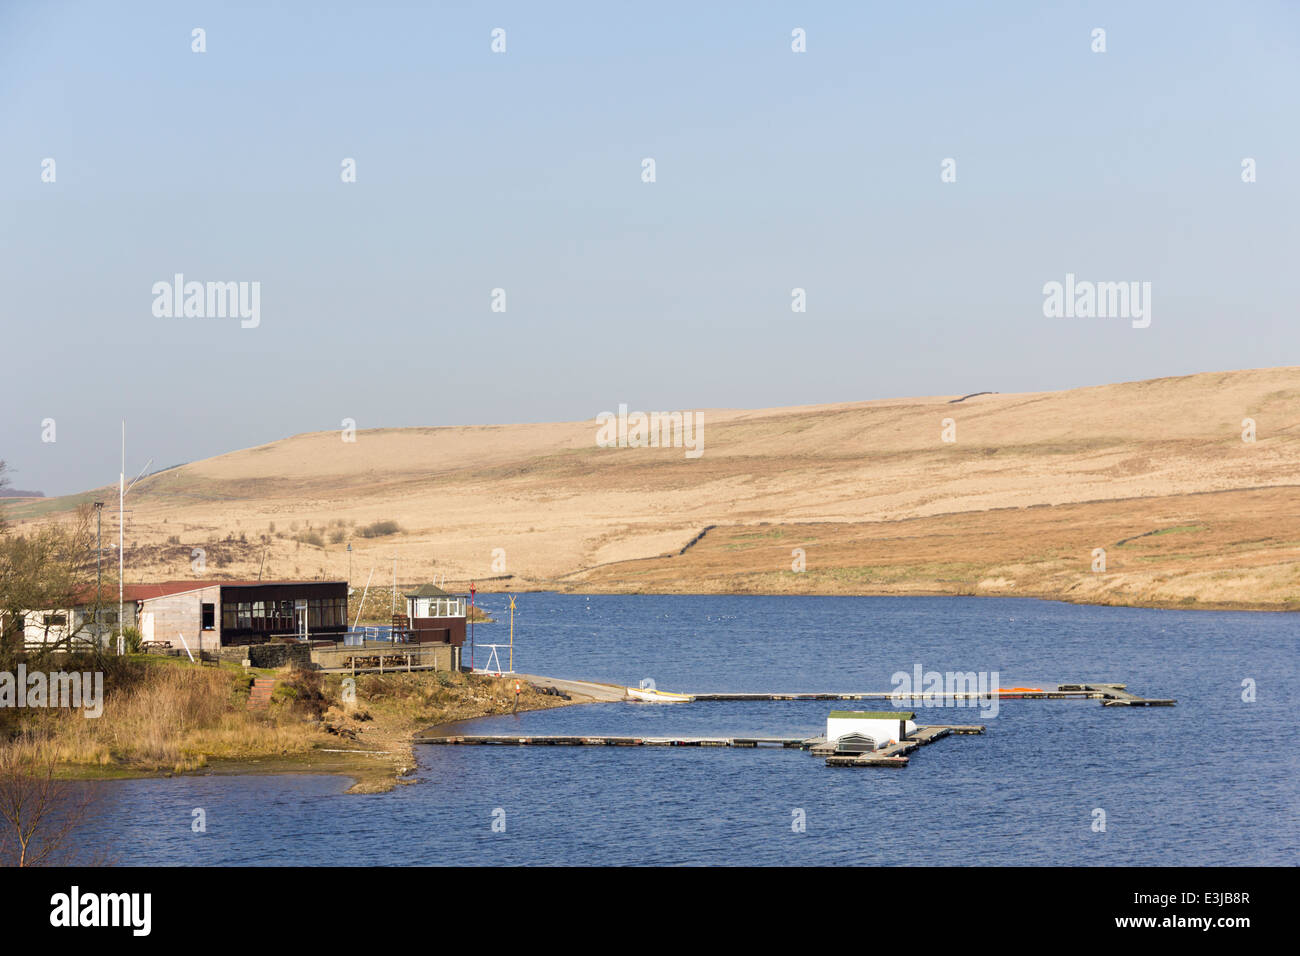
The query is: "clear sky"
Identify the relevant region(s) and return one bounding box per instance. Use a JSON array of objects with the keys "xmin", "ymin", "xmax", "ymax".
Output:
[{"xmin": 2, "ymin": 1, "xmax": 1297, "ymax": 495}]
